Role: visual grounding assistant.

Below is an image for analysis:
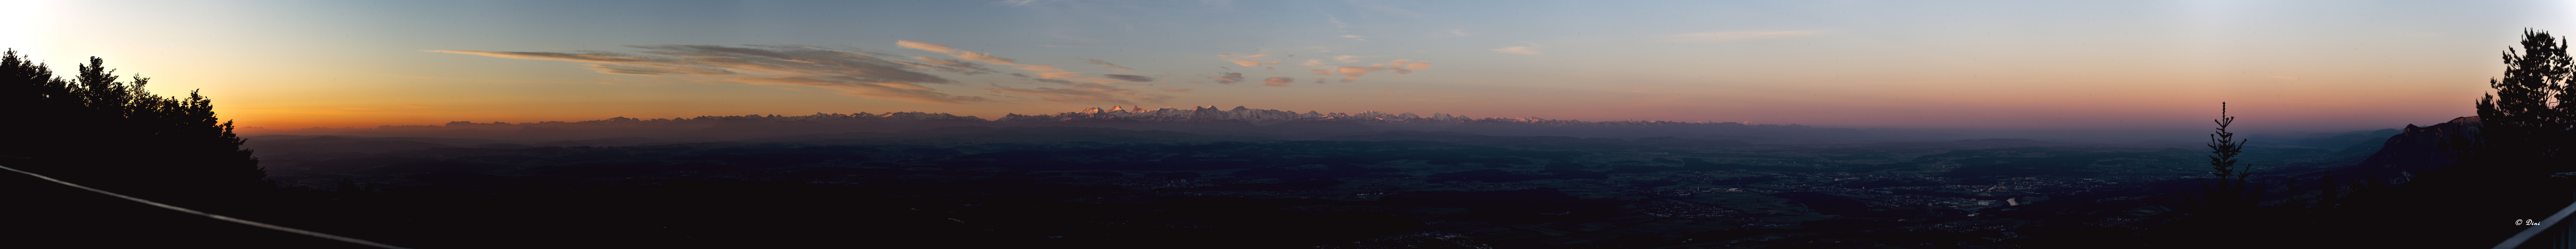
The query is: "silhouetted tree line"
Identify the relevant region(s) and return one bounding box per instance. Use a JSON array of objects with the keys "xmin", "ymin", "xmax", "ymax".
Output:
[
  {"xmin": 1, "ymin": 49, "xmax": 264, "ymax": 203},
  {"xmin": 2432, "ymin": 27, "xmax": 2576, "ymax": 249}
]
